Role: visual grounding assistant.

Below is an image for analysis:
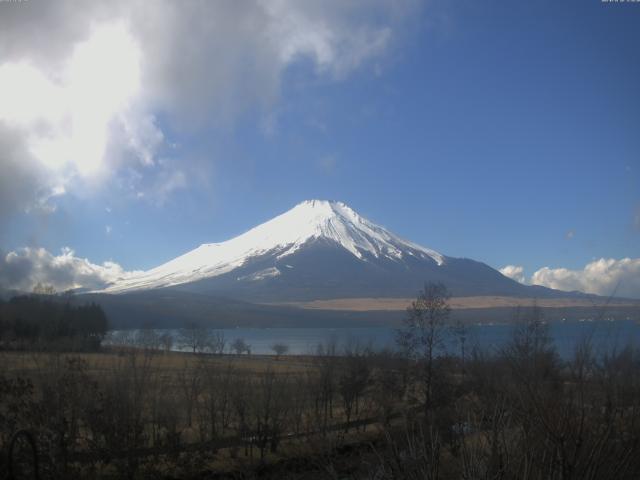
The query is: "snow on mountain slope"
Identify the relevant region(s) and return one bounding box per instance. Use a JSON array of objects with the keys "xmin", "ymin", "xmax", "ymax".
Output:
[{"xmin": 103, "ymin": 200, "xmax": 444, "ymax": 293}]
